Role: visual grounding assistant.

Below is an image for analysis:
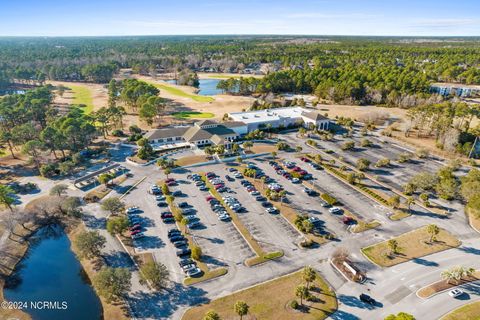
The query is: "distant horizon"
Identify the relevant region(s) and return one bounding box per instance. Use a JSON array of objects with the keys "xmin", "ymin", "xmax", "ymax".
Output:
[
  {"xmin": 1, "ymin": 34, "xmax": 480, "ymax": 39},
  {"xmin": 1, "ymin": 0, "xmax": 479, "ymax": 37}
]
